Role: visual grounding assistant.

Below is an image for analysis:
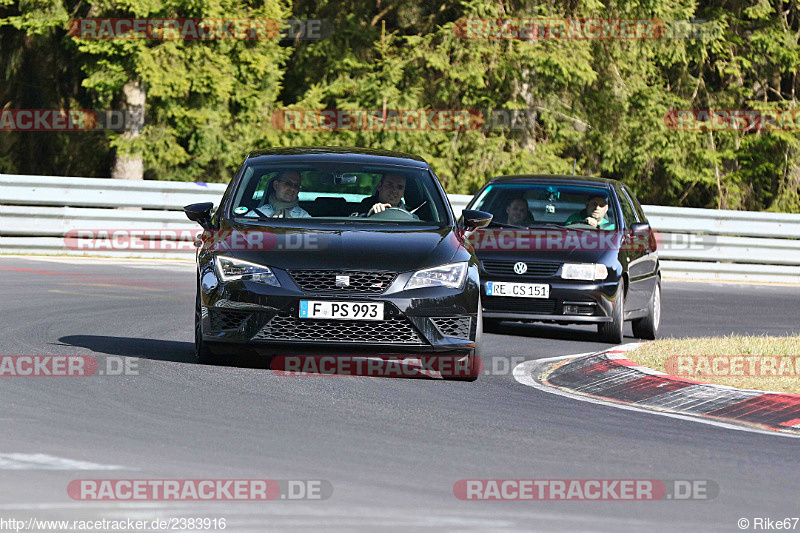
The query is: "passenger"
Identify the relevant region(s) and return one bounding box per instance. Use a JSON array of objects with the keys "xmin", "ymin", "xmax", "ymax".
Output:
[
  {"xmin": 566, "ymin": 195, "xmax": 615, "ymax": 229},
  {"xmin": 358, "ymin": 173, "xmax": 418, "ymax": 218},
  {"xmin": 504, "ymin": 197, "xmax": 535, "ymax": 226},
  {"xmin": 252, "ymin": 170, "xmax": 311, "ymax": 218}
]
